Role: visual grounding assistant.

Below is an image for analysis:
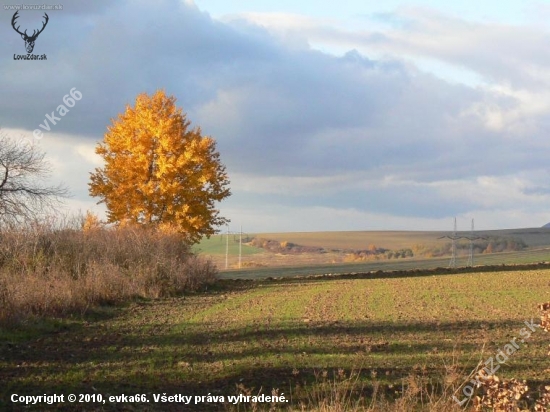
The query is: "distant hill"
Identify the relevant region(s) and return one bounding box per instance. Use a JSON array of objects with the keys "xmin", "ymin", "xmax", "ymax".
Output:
[
  {"xmin": 214, "ymin": 228, "xmax": 550, "ymax": 251},
  {"xmin": 544, "ymin": 223, "xmax": 550, "ymax": 228}
]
